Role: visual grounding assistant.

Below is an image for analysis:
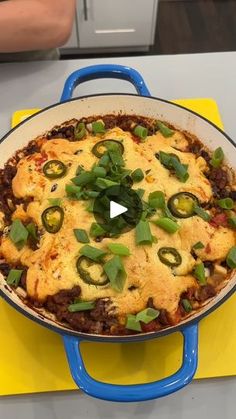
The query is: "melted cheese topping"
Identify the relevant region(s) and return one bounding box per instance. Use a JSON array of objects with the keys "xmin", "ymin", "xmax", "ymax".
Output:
[{"xmin": 1, "ymin": 127, "xmax": 235, "ymax": 318}]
